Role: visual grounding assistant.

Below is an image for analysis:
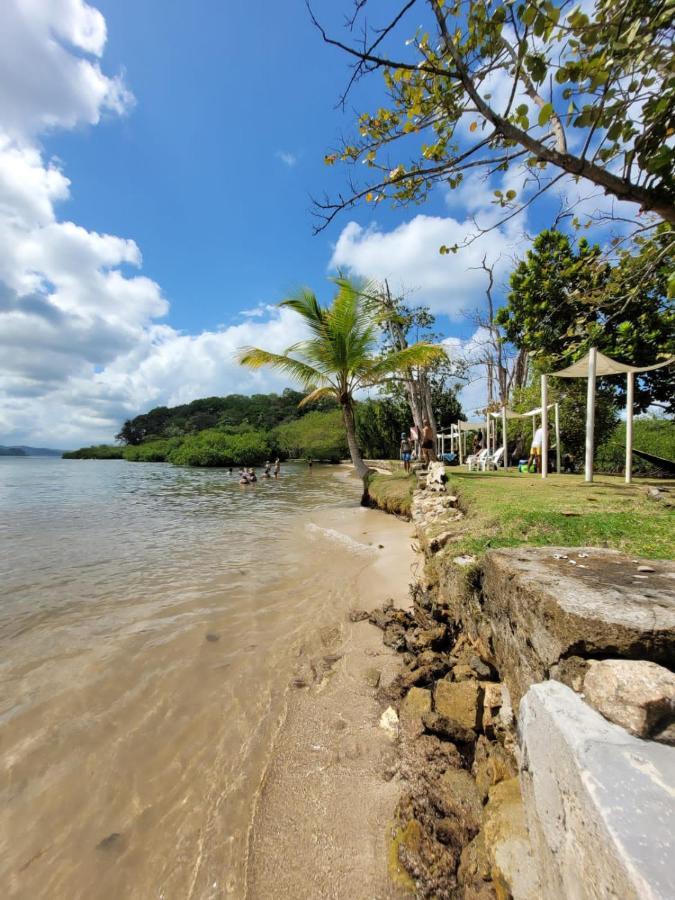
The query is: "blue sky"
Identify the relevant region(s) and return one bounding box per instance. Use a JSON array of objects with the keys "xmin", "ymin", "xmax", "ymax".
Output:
[{"xmin": 0, "ymin": 1, "xmax": 636, "ymax": 447}]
